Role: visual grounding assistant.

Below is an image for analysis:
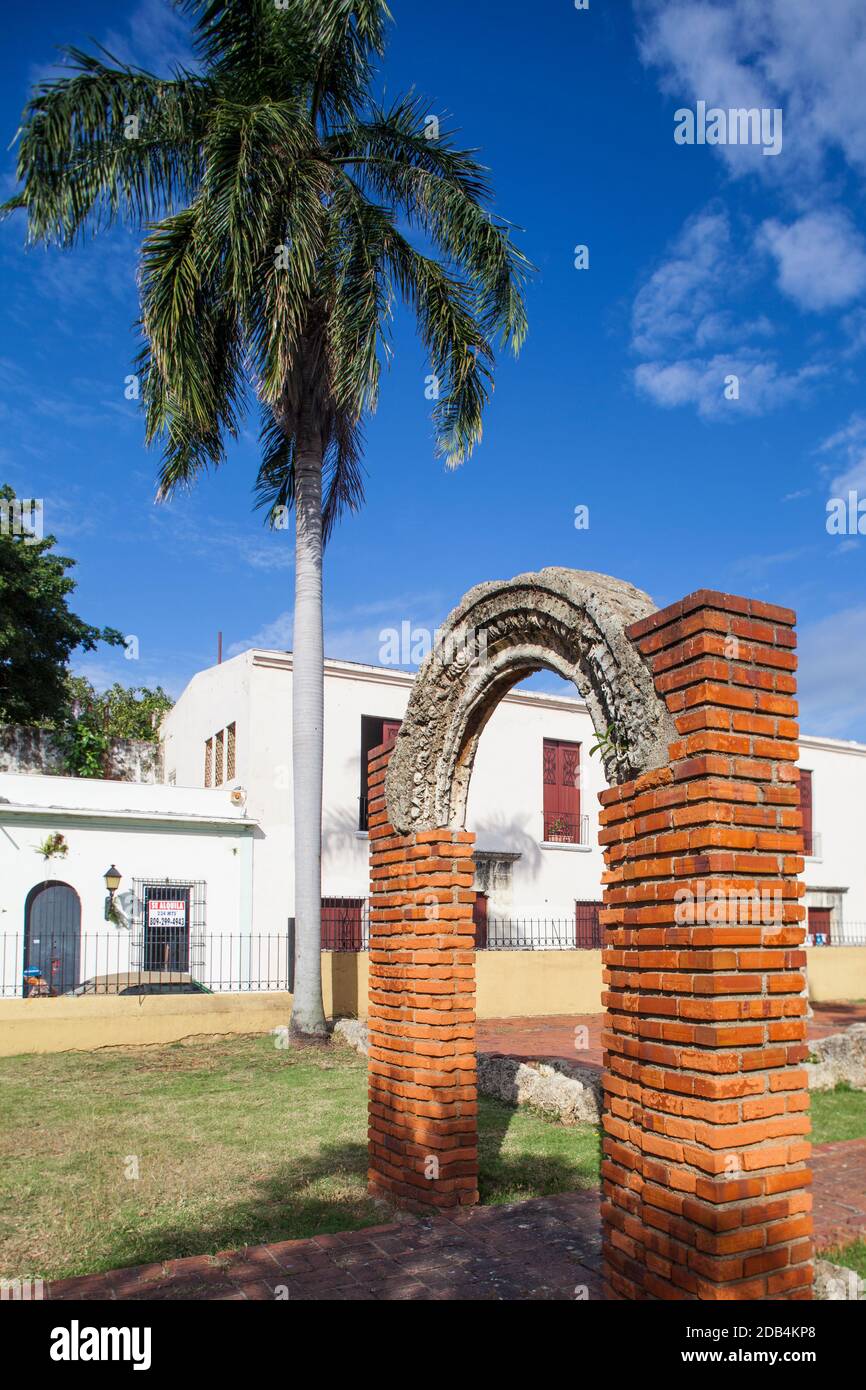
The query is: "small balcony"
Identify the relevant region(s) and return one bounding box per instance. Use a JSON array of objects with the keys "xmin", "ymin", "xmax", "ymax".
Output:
[{"xmin": 542, "ymin": 812, "xmax": 590, "ymax": 847}]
